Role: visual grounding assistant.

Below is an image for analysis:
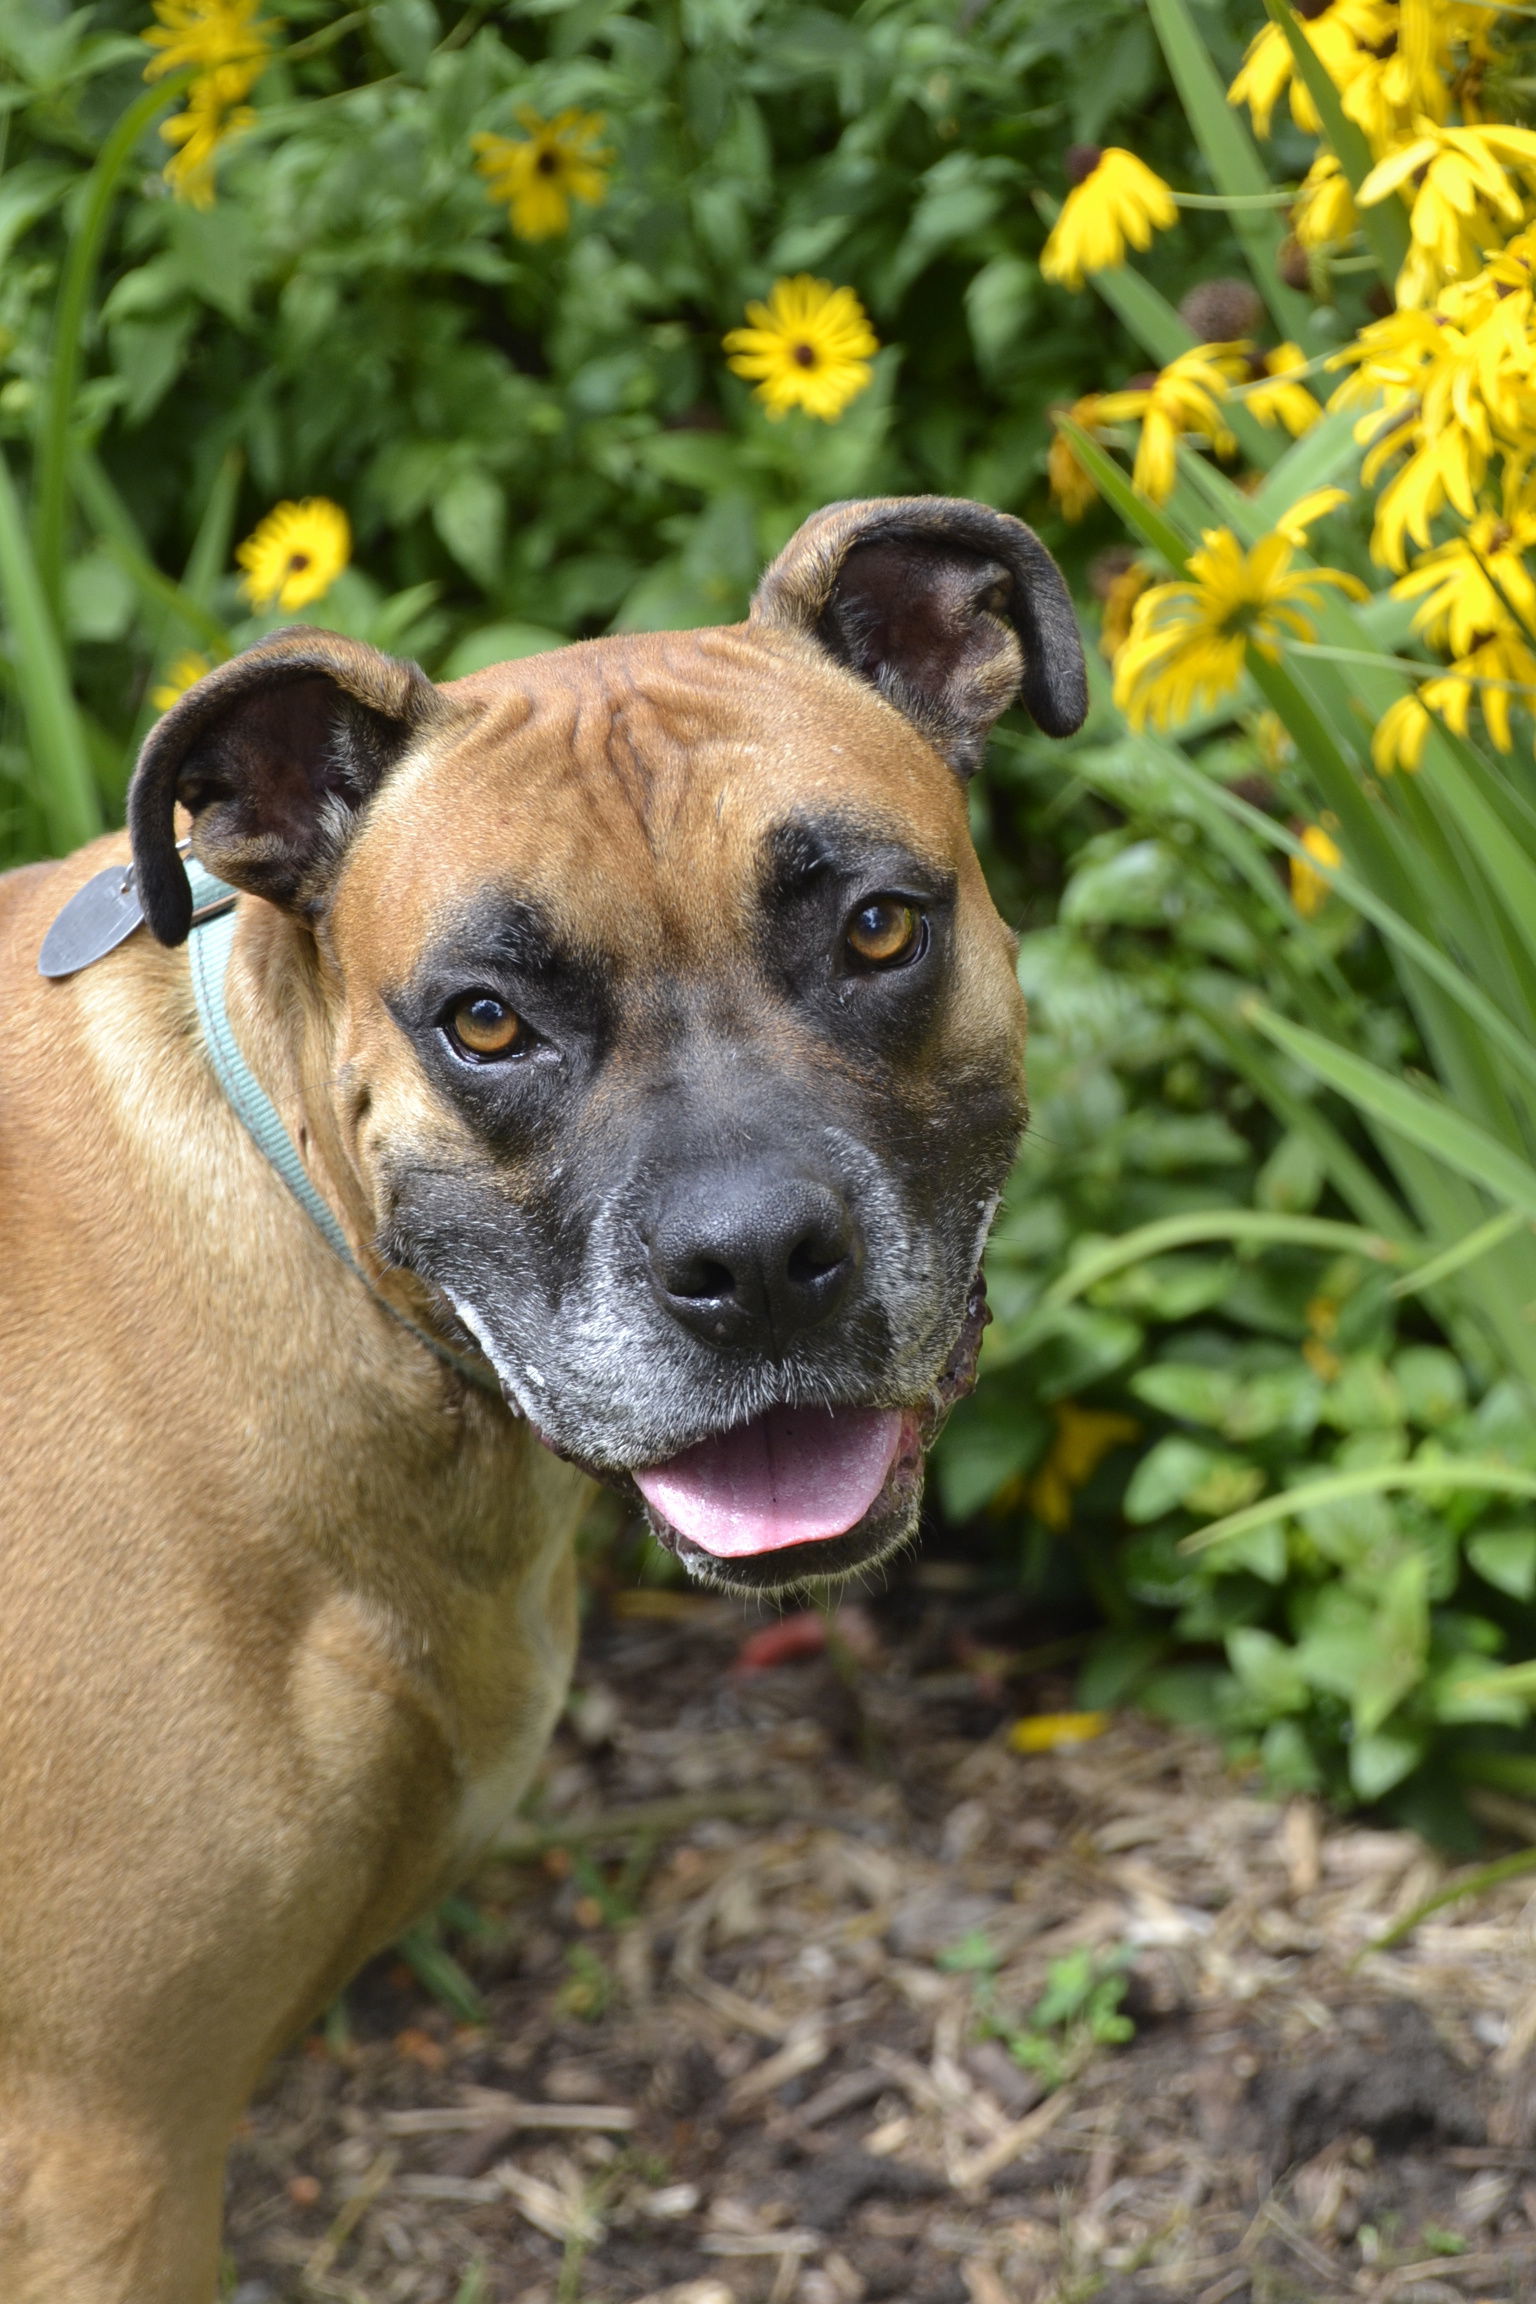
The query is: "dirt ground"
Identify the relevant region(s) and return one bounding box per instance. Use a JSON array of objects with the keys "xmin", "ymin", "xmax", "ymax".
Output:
[{"xmin": 226, "ymin": 1553, "xmax": 1536, "ymax": 2304}]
